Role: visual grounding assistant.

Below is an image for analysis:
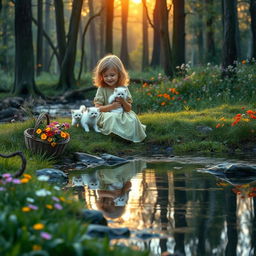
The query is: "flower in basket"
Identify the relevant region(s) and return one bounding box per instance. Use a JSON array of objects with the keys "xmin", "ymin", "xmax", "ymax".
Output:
[{"xmin": 35, "ymin": 122, "xmax": 70, "ymax": 147}]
